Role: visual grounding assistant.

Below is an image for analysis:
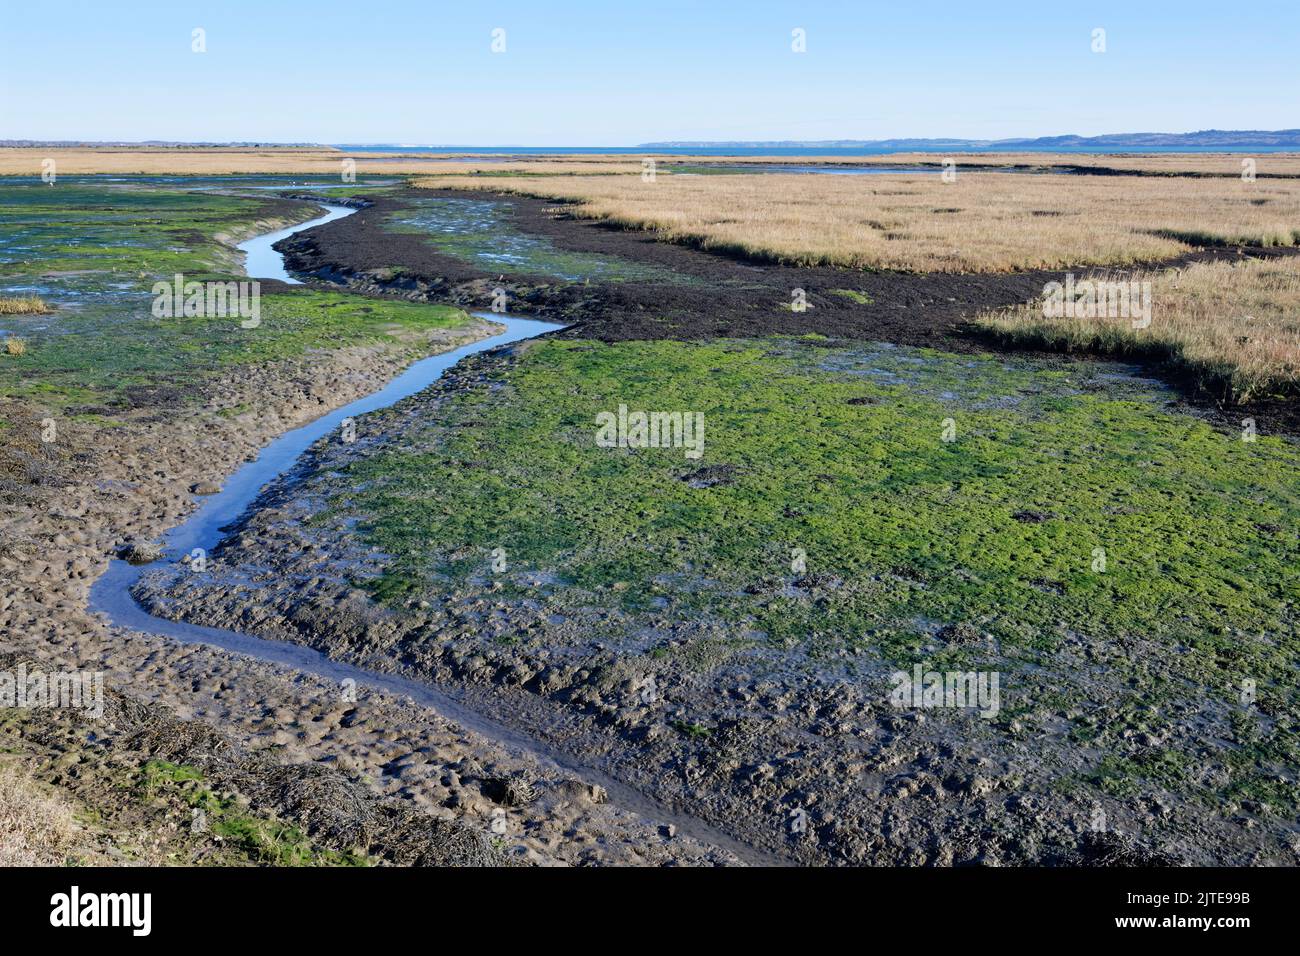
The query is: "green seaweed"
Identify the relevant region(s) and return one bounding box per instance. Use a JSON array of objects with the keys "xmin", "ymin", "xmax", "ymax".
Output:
[{"xmin": 0, "ymin": 179, "xmax": 478, "ymax": 407}]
